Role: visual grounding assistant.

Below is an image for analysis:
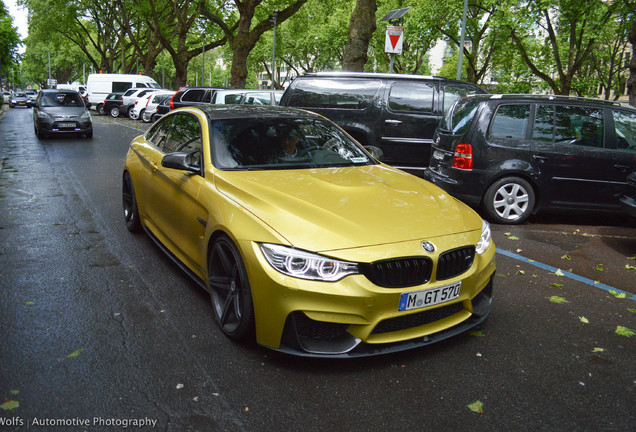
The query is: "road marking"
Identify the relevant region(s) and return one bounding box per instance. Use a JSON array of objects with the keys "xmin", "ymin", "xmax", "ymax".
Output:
[{"xmin": 496, "ymin": 249, "xmax": 635, "ymax": 301}]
